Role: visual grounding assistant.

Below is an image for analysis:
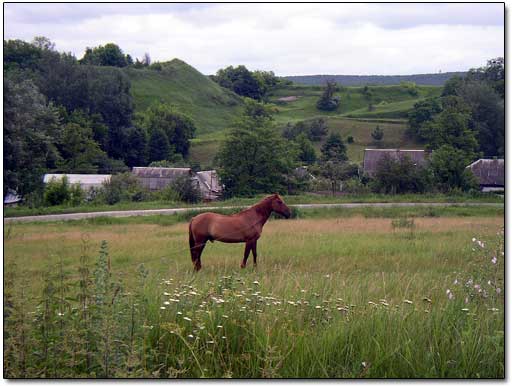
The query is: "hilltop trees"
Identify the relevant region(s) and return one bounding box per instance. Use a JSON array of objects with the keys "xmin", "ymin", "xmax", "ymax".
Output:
[
  {"xmin": 211, "ymin": 66, "xmax": 281, "ymax": 101},
  {"xmin": 316, "ymin": 81, "xmax": 340, "ymax": 111},
  {"xmin": 80, "ymin": 43, "xmax": 131, "ymax": 67}
]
